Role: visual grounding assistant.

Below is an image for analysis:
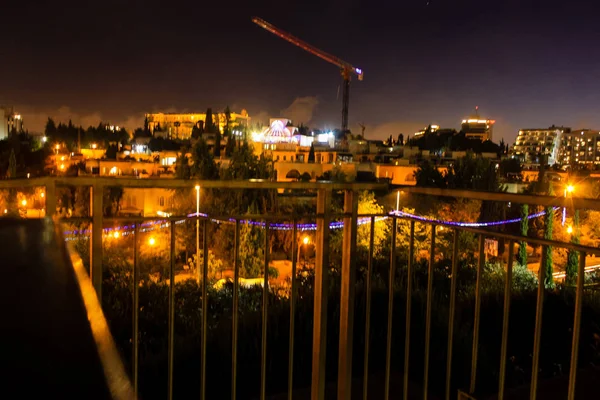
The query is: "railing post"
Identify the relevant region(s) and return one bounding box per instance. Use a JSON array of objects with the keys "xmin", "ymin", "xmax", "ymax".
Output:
[
  {"xmin": 423, "ymin": 224, "xmax": 436, "ymax": 399},
  {"xmin": 384, "ymin": 215, "xmax": 398, "ymax": 400},
  {"xmin": 312, "ymin": 188, "xmax": 331, "ymax": 400},
  {"xmin": 44, "ymin": 178, "xmax": 56, "ymax": 218},
  {"xmin": 498, "ymin": 240, "xmax": 515, "ymax": 400},
  {"xmin": 338, "ymin": 189, "xmax": 359, "ymax": 400},
  {"xmin": 445, "ymin": 229, "xmax": 459, "ymax": 400},
  {"xmin": 567, "ymin": 251, "xmax": 586, "ymax": 400},
  {"xmin": 530, "ymin": 245, "xmax": 547, "ymax": 400},
  {"xmin": 403, "ymin": 220, "xmax": 415, "ymax": 400},
  {"xmin": 232, "ymin": 219, "xmax": 240, "ymax": 400},
  {"xmin": 470, "ymin": 235, "xmax": 485, "ymax": 394},
  {"xmin": 132, "ymin": 222, "xmax": 140, "ymax": 396},
  {"xmin": 363, "ymin": 215, "xmax": 375, "ymax": 400},
  {"xmin": 90, "ymin": 183, "xmax": 103, "ymax": 301}
]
